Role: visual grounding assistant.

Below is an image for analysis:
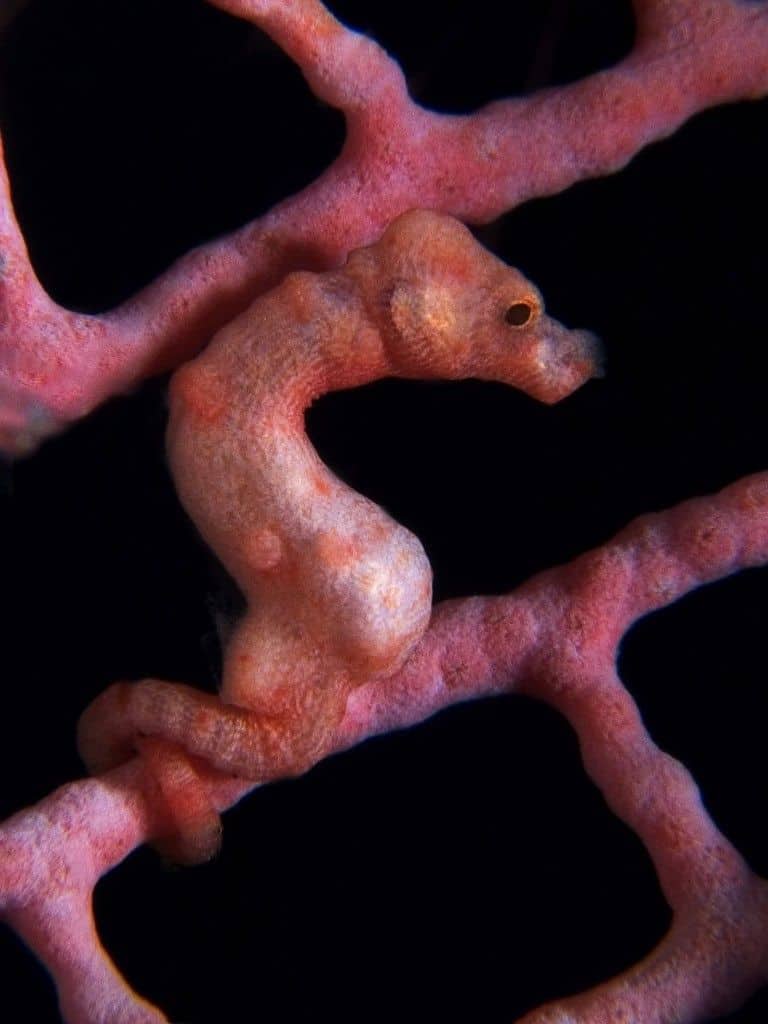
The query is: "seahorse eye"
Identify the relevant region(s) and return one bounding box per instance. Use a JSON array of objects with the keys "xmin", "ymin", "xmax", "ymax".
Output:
[{"xmin": 504, "ymin": 302, "xmax": 534, "ymax": 327}]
